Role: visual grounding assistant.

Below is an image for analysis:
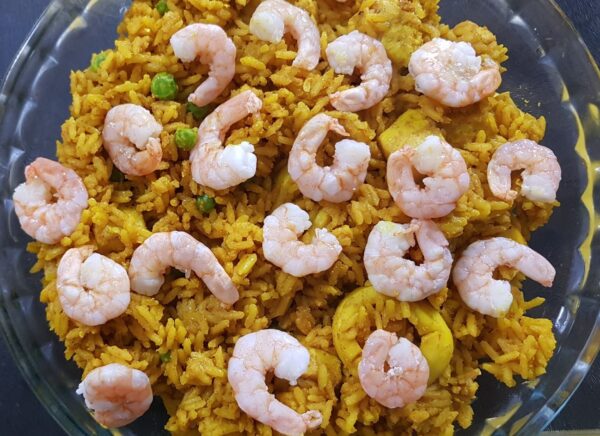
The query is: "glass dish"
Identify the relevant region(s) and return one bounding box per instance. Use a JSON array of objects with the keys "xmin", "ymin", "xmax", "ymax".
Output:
[{"xmin": 0, "ymin": 0, "xmax": 599, "ymax": 434}]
